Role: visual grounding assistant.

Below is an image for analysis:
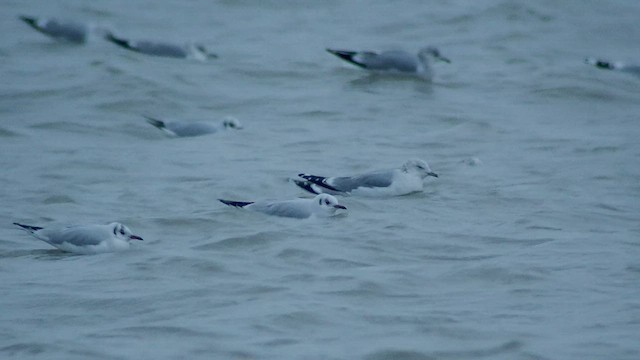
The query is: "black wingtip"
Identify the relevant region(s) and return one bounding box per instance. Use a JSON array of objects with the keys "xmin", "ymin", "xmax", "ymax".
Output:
[
  {"xmin": 19, "ymin": 15, "xmax": 38, "ymax": 28},
  {"xmin": 326, "ymin": 49, "xmax": 355, "ymax": 59},
  {"xmin": 144, "ymin": 116, "xmax": 165, "ymax": 129},
  {"xmin": 219, "ymin": 199, "xmax": 254, "ymax": 208},
  {"xmin": 298, "ymin": 174, "xmax": 341, "ymax": 192},
  {"xmin": 105, "ymin": 32, "xmax": 133, "ymax": 50},
  {"xmin": 13, "ymin": 222, "xmax": 43, "ymax": 231},
  {"xmin": 326, "ymin": 49, "xmax": 367, "ymax": 69},
  {"xmin": 293, "ymin": 179, "xmax": 320, "ymax": 195}
]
